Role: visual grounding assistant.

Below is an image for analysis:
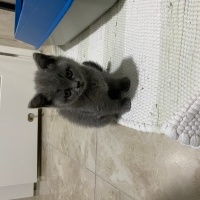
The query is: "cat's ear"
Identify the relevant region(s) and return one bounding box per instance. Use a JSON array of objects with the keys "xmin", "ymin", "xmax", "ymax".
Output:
[
  {"xmin": 33, "ymin": 53, "xmax": 55, "ymax": 70},
  {"xmin": 28, "ymin": 93, "xmax": 52, "ymax": 108}
]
